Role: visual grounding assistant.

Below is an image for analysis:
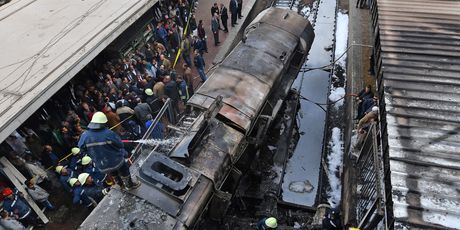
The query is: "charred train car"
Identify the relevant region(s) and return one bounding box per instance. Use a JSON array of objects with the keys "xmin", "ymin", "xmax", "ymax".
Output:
[{"xmin": 81, "ymin": 7, "xmax": 314, "ymax": 229}]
